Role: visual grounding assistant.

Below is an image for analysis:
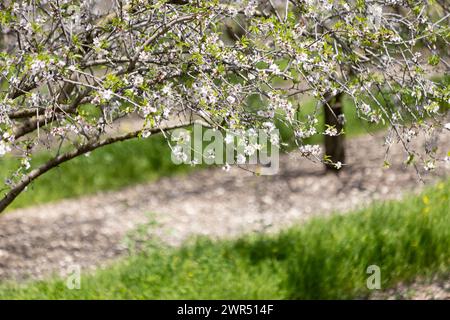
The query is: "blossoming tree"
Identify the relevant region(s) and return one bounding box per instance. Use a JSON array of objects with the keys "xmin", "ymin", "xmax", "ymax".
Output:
[{"xmin": 0, "ymin": 0, "xmax": 449, "ymax": 212}]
